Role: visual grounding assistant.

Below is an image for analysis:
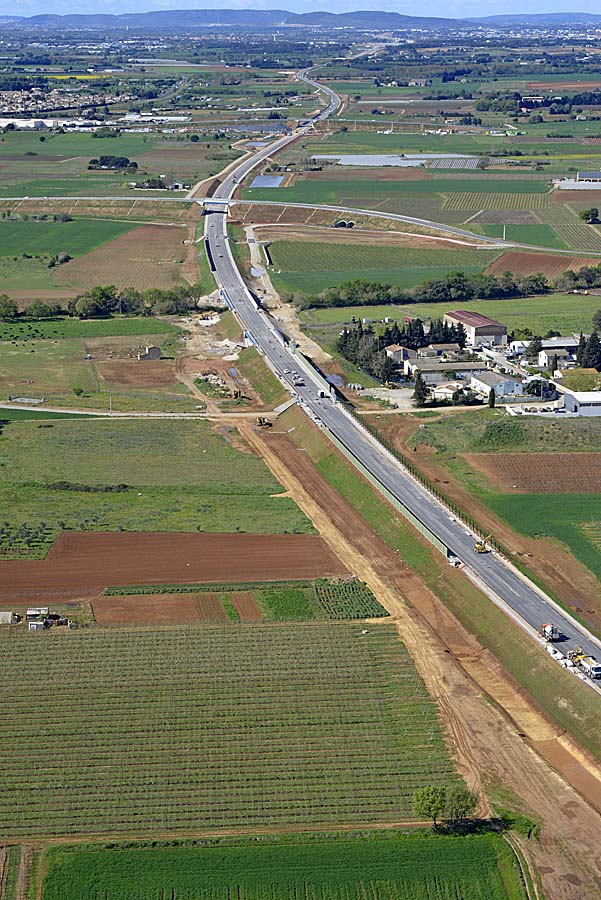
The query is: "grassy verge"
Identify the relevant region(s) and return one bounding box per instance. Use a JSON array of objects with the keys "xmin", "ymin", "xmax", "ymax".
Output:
[
  {"xmin": 283, "ymin": 407, "xmax": 601, "ymax": 764},
  {"xmin": 235, "ymin": 347, "xmax": 289, "ymax": 406}
]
